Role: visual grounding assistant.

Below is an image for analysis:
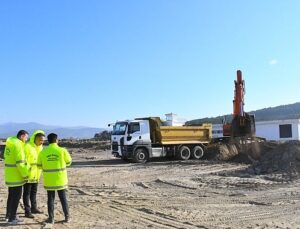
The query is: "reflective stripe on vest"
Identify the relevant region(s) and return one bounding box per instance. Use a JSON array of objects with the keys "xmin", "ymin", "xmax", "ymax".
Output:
[
  {"xmin": 5, "ymin": 164, "xmax": 17, "ymax": 167},
  {"xmin": 44, "ymin": 185, "xmax": 68, "ymax": 190},
  {"xmin": 6, "ymin": 181, "xmax": 26, "ymax": 186},
  {"xmin": 16, "ymin": 160, "xmax": 26, "ymax": 164},
  {"xmin": 30, "ymin": 163, "xmax": 37, "ymax": 166},
  {"xmin": 43, "ymin": 168, "xmax": 66, "ymax": 173}
]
